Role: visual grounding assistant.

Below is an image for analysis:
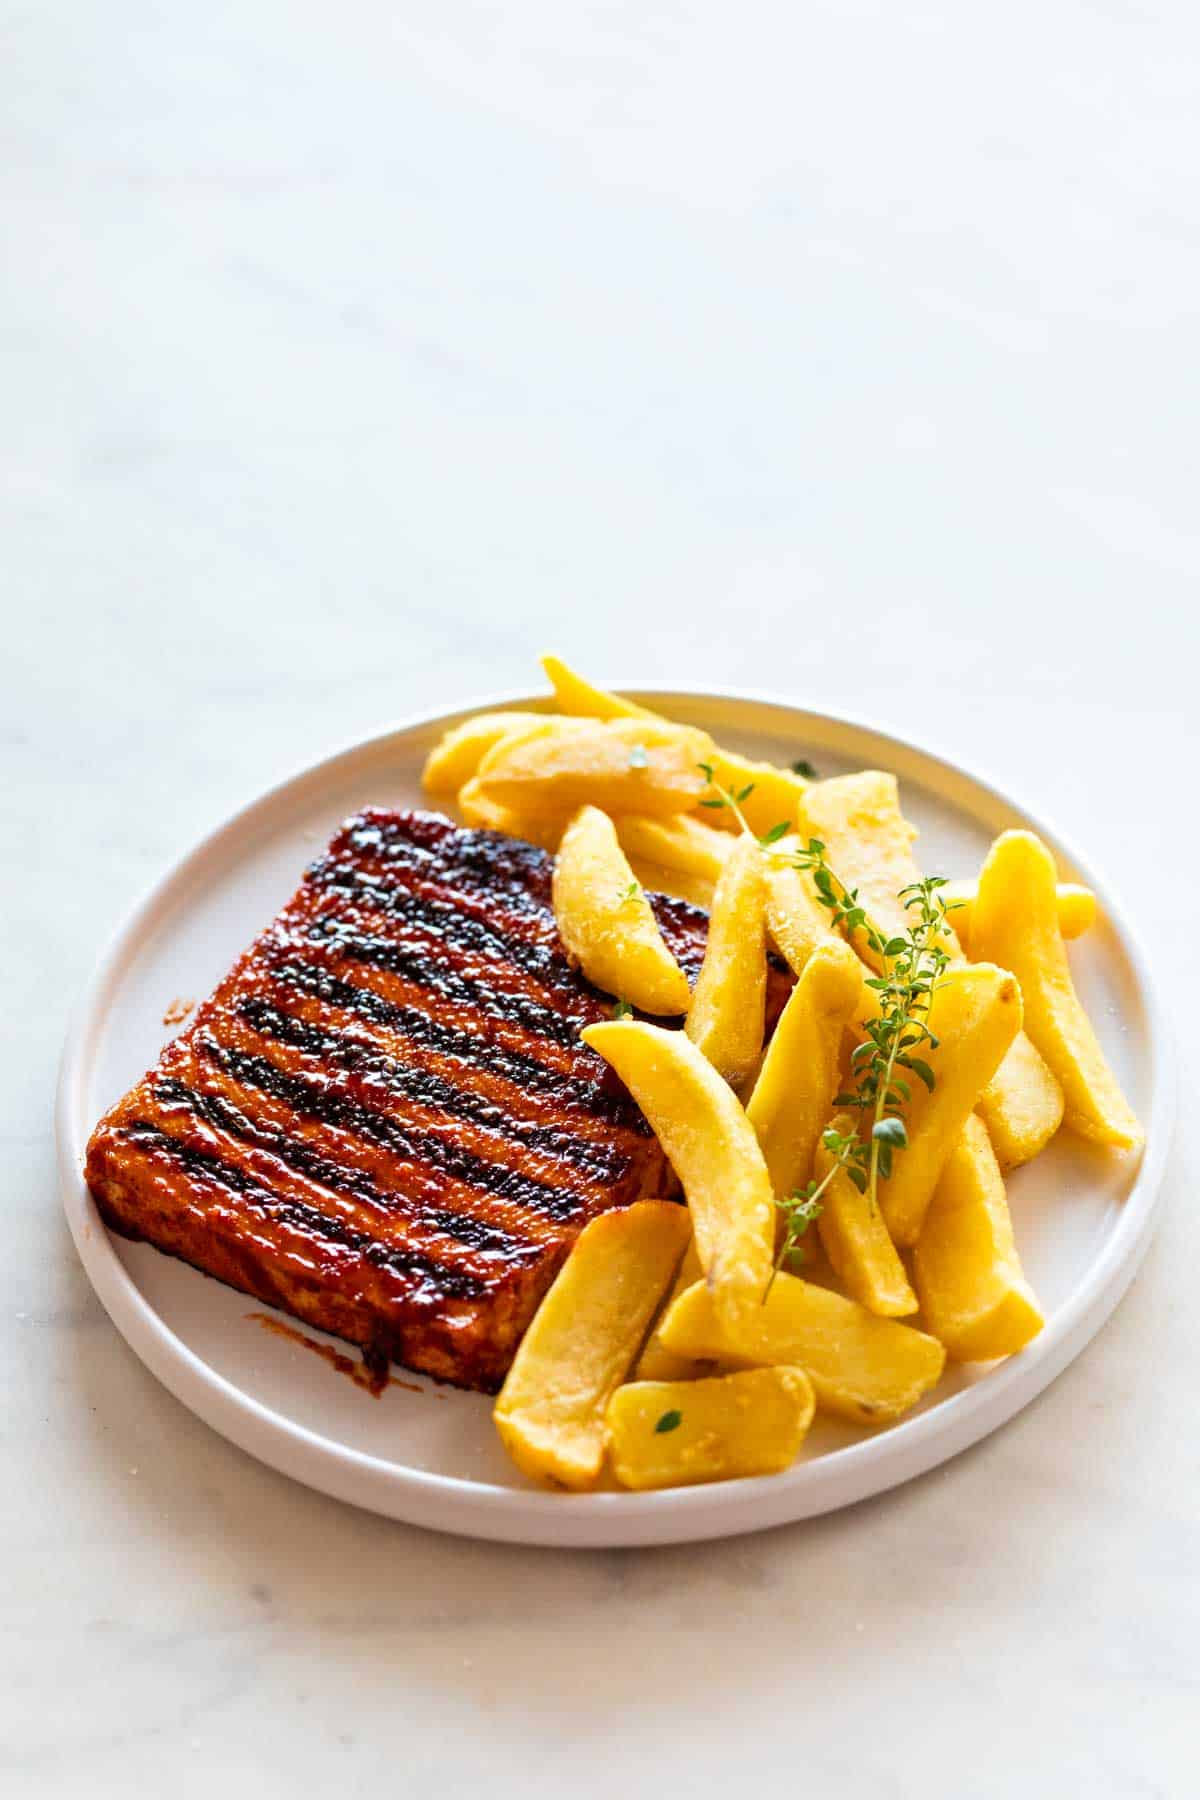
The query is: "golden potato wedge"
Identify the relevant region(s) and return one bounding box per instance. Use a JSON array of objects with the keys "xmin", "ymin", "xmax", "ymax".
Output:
[
  {"xmin": 423, "ymin": 710, "xmax": 549, "ymax": 794},
  {"xmin": 913, "ymin": 1112, "xmax": 1044, "ymax": 1361},
  {"xmin": 946, "ymin": 877, "xmax": 1096, "ymax": 954},
  {"xmin": 877, "ymin": 963, "xmax": 1023, "ymax": 1247},
  {"xmin": 581, "ymin": 1020, "xmax": 775, "ymax": 1339},
  {"xmin": 970, "ymin": 831, "xmax": 1142, "ymax": 1150},
  {"xmin": 552, "ymin": 806, "xmax": 691, "ymax": 1015},
  {"xmin": 614, "ymin": 812, "xmax": 733, "ymax": 885},
  {"xmin": 685, "ymin": 835, "xmax": 768, "ymax": 1087},
  {"xmin": 456, "ymin": 777, "xmax": 569, "ymax": 851},
  {"xmin": 813, "ymin": 1118, "xmax": 917, "ymax": 1317},
  {"xmin": 540, "ymin": 655, "xmax": 806, "ymax": 838},
  {"xmin": 540, "ymin": 652, "xmax": 660, "ymax": 721},
  {"xmin": 976, "ymin": 1031, "xmax": 1065, "ymax": 1171},
  {"xmin": 799, "ymin": 771, "xmax": 939, "ymax": 963},
  {"xmin": 606, "ymin": 1366, "xmax": 815, "ymax": 1490},
  {"xmin": 659, "ymin": 1276, "xmax": 945, "ymax": 1426},
  {"xmin": 635, "ymin": 1236, "xmax": 709, "ymax": 1381},
  {"xmin": 763, "ymin": 840, "xmax": 842, "ymax": 976},
  {"xmin": 746, "ymin": 940, "xmax": 864, "ymax": 1197},
  {"xmin": 493, "ymin": 1200, "xmax": 690, "ymax": 1489},
  {"xmin": 477, "ymin": 716, "xmax": 712, "ymax": 820}
]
